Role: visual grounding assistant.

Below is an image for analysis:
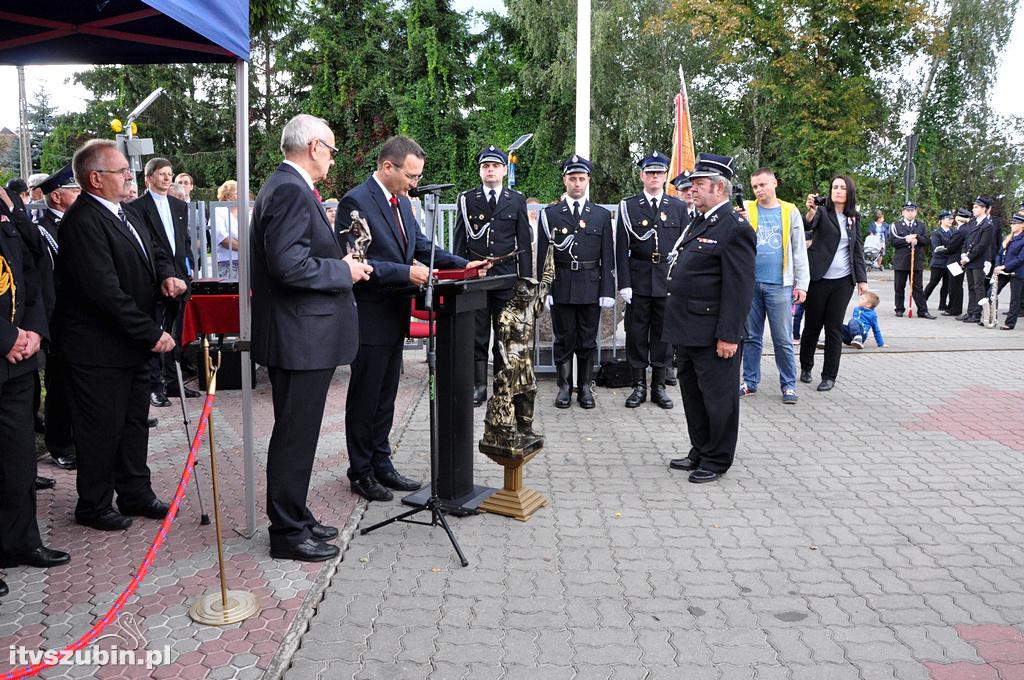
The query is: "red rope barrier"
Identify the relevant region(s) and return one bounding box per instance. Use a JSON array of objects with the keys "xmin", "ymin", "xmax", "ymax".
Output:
[{"xmin": 4, "ymin": 393, "xmax": 217, "ymax": 679}]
